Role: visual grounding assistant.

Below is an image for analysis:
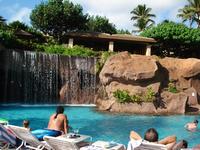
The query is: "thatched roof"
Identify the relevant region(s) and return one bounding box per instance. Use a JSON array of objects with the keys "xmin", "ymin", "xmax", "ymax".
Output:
[{"xmin": 65, "ymin": 32, "xmax": 156, "ymax": 43}]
